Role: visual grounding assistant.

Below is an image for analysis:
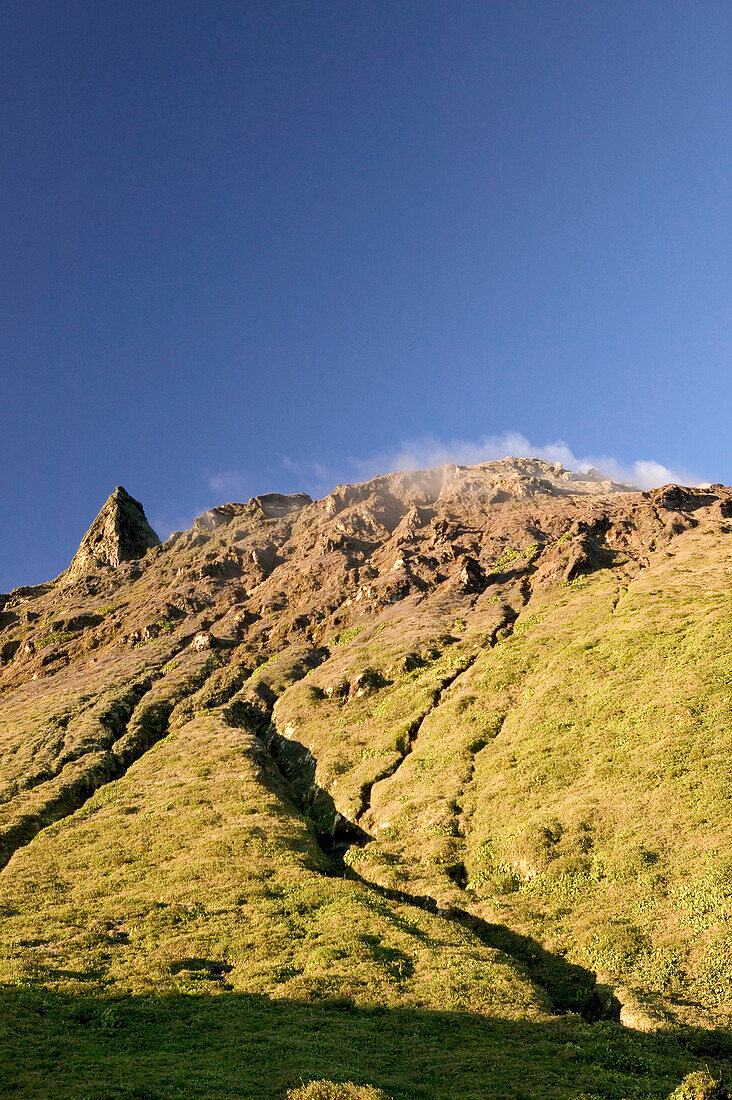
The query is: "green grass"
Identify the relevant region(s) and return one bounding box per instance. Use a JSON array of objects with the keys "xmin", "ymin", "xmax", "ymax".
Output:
[
  {"xmin": 35, "ymin": 631, "xmax": 75, "ymax": 648},
  {"xmin": 1, "ymin": 988, "xmax": 726, "ymax": 1100},
  {"xmin": 0, "ymin": 711, "xmax": 550, "ymax": 1017},
  {"xmin": 334, "ymin": 626, "xmax": 365, "ymax": 646}
]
